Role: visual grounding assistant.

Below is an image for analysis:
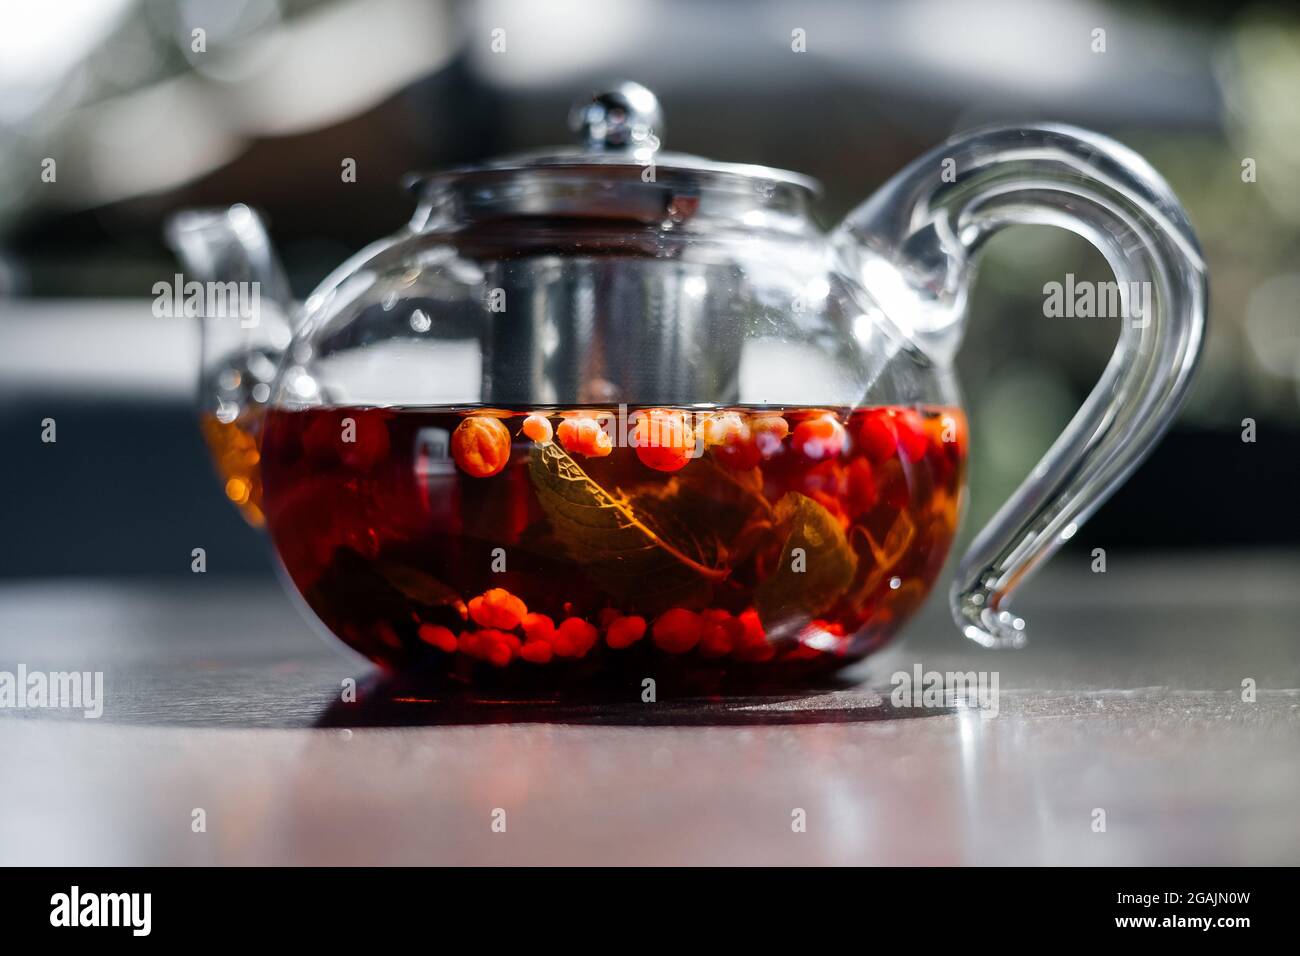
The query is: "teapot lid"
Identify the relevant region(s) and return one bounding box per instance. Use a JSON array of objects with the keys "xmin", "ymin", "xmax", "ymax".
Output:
[{"xmin": 408, "ymin": 82, "xmax": 821, "ymax": 229}]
